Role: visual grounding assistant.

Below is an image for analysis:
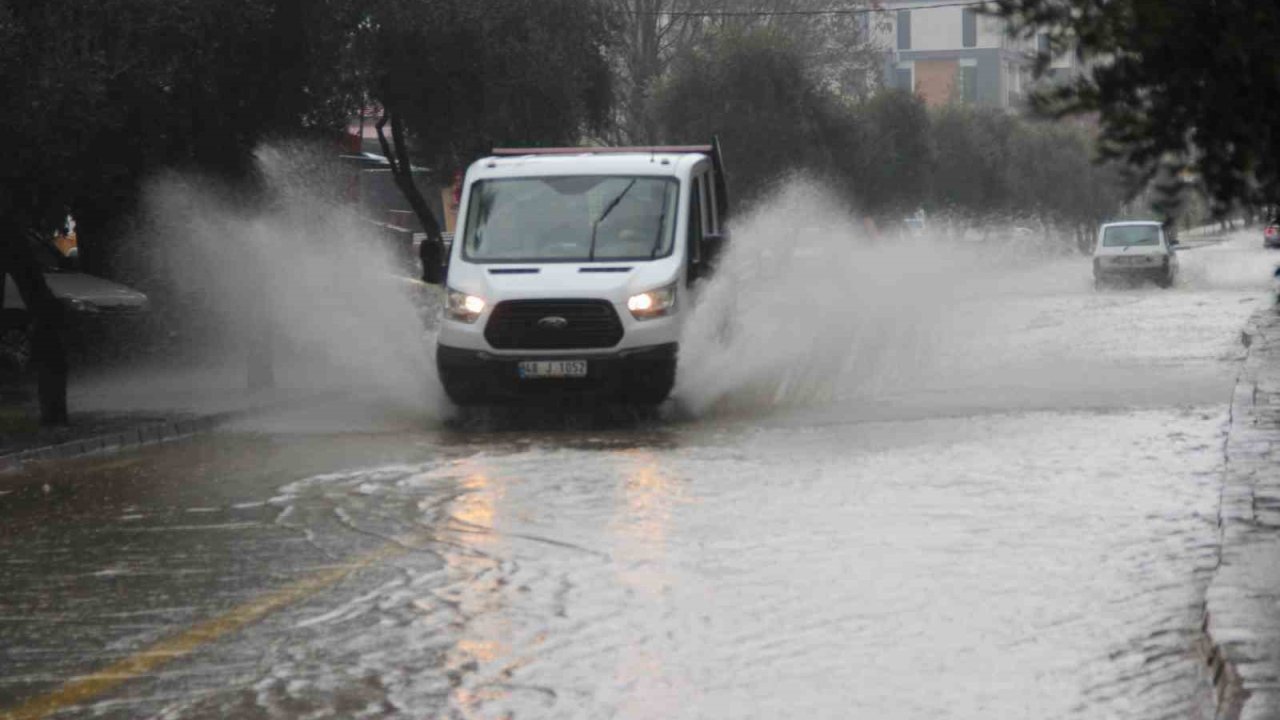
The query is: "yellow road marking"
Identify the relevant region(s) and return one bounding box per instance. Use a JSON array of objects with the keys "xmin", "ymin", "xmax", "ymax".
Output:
[{"xmin": 1, "ymin": 544, "xmax": 404, "ymax": 720}]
